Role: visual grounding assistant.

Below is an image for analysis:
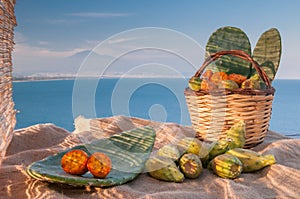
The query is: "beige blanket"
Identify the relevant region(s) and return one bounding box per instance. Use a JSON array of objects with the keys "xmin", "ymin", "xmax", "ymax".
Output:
[{"xmin": 1, "ymin": 115, "xmax": 300, "ymax": 199}]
